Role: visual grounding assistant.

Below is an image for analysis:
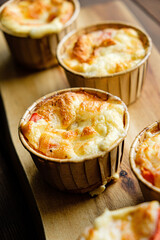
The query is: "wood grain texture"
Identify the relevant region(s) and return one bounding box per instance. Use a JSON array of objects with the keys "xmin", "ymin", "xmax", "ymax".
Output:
[
  {"xmin": 79, "ymin": 0, "xmax": 160, "ymax": 24},
  {"xmin": 0, "ymin": 1, "xmax": 160, "ymax": 240},
  {"xmin": 123, "ymin": 0, "xmax": 160, "ymax": 51},
  {"xmin": 132, "ymin": 0, "xmax": 160, "ymax": 24}
]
